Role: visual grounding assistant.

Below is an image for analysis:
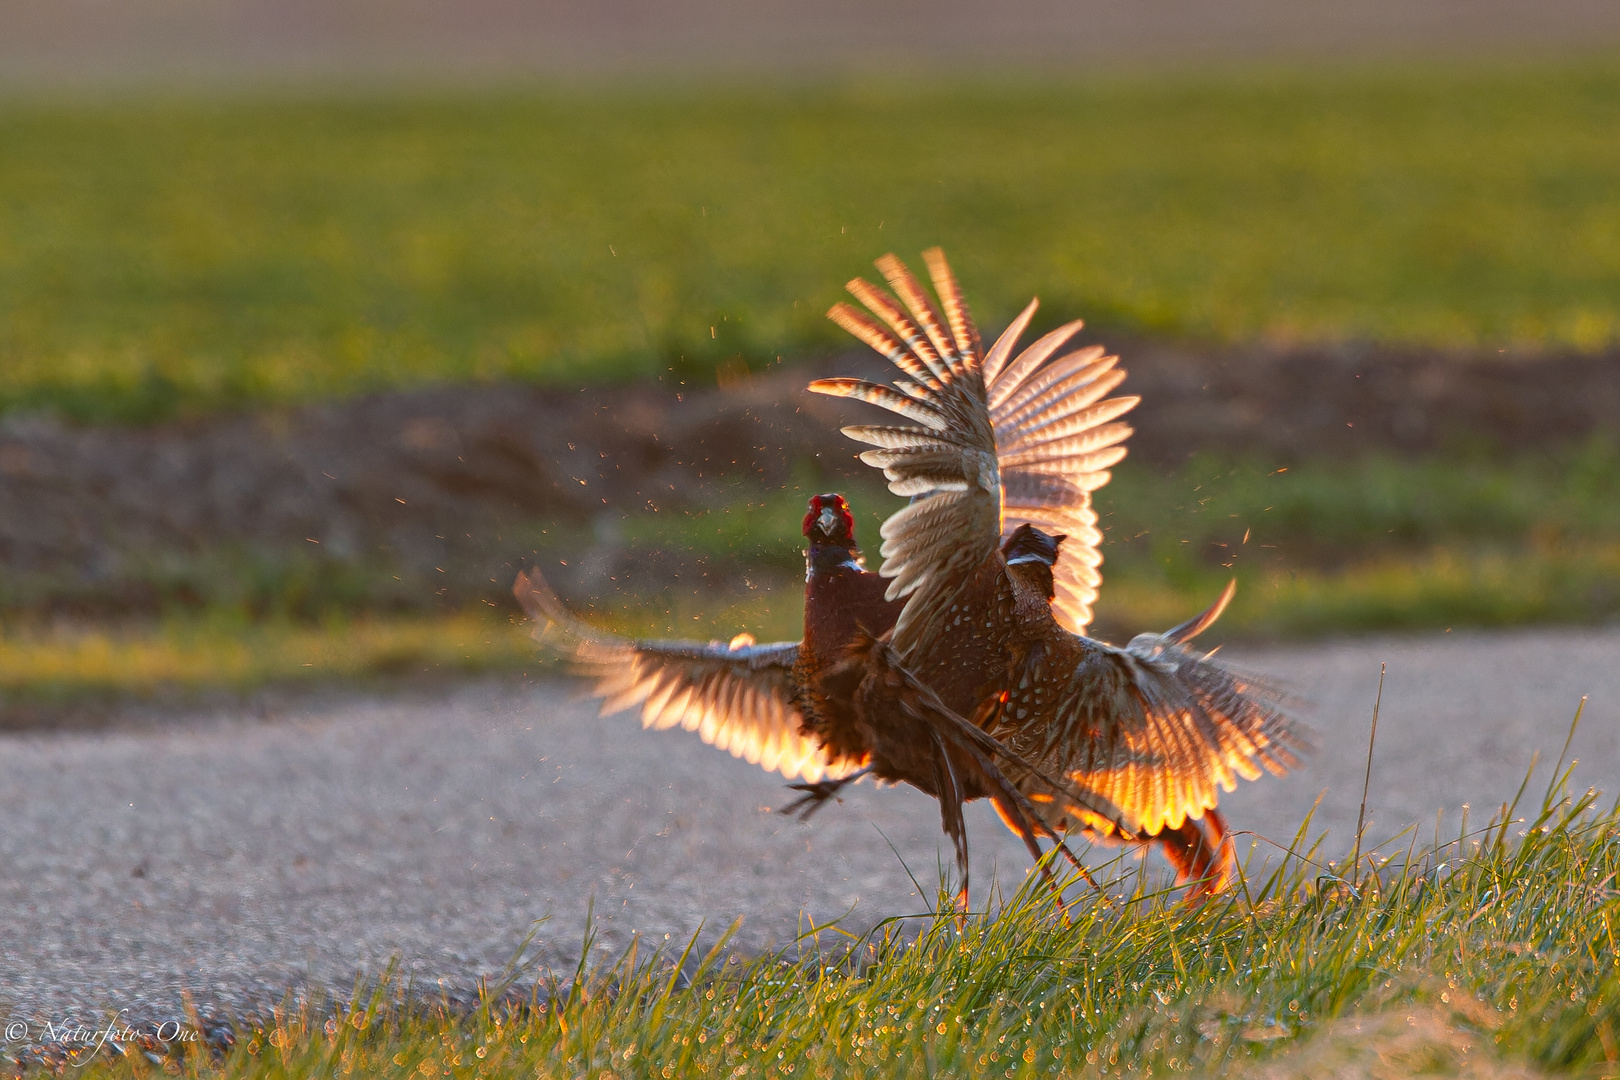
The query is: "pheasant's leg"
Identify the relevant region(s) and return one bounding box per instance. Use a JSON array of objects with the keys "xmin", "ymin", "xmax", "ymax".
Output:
[
  {"xmin": 779, "ymin": 766, "xmax": 874, "ymax": 821},
  {"xmin": 948, "ymin": 743, "xmax": 1104, "ymax": 909},
  {"xmin": 905, "ymin": 692, "xmax": 1085, "ymax": 910},
  {"xmin": 873, "ymin": 642, "xmax": 1114, "ymax": 906},
  {"xmin": 869, "ymin": 642, "xmax": 1123, "ymax": 833},
  {"xmin": 989, "ymin": 786, "xmax": 1113, "ymax": 903},
  {"xmin": 1200, "ymin": 809, "xmax": 1235, "ymax": 894},
  {"xmin": 1156, "ymin": 809, "xmax": 1234, "ymax": 901}
]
